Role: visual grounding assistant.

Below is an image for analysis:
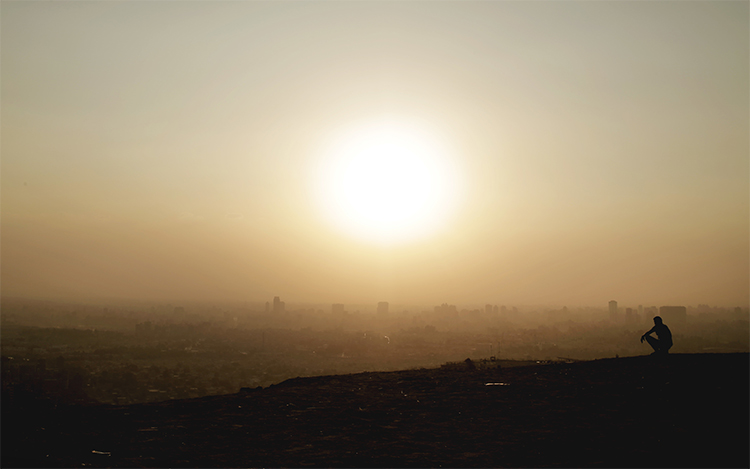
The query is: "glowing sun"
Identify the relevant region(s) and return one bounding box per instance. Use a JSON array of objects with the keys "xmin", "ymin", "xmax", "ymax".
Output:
[{"xmin": 313, "ymin": 120, "xmax": 462, "ymax": 245}]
